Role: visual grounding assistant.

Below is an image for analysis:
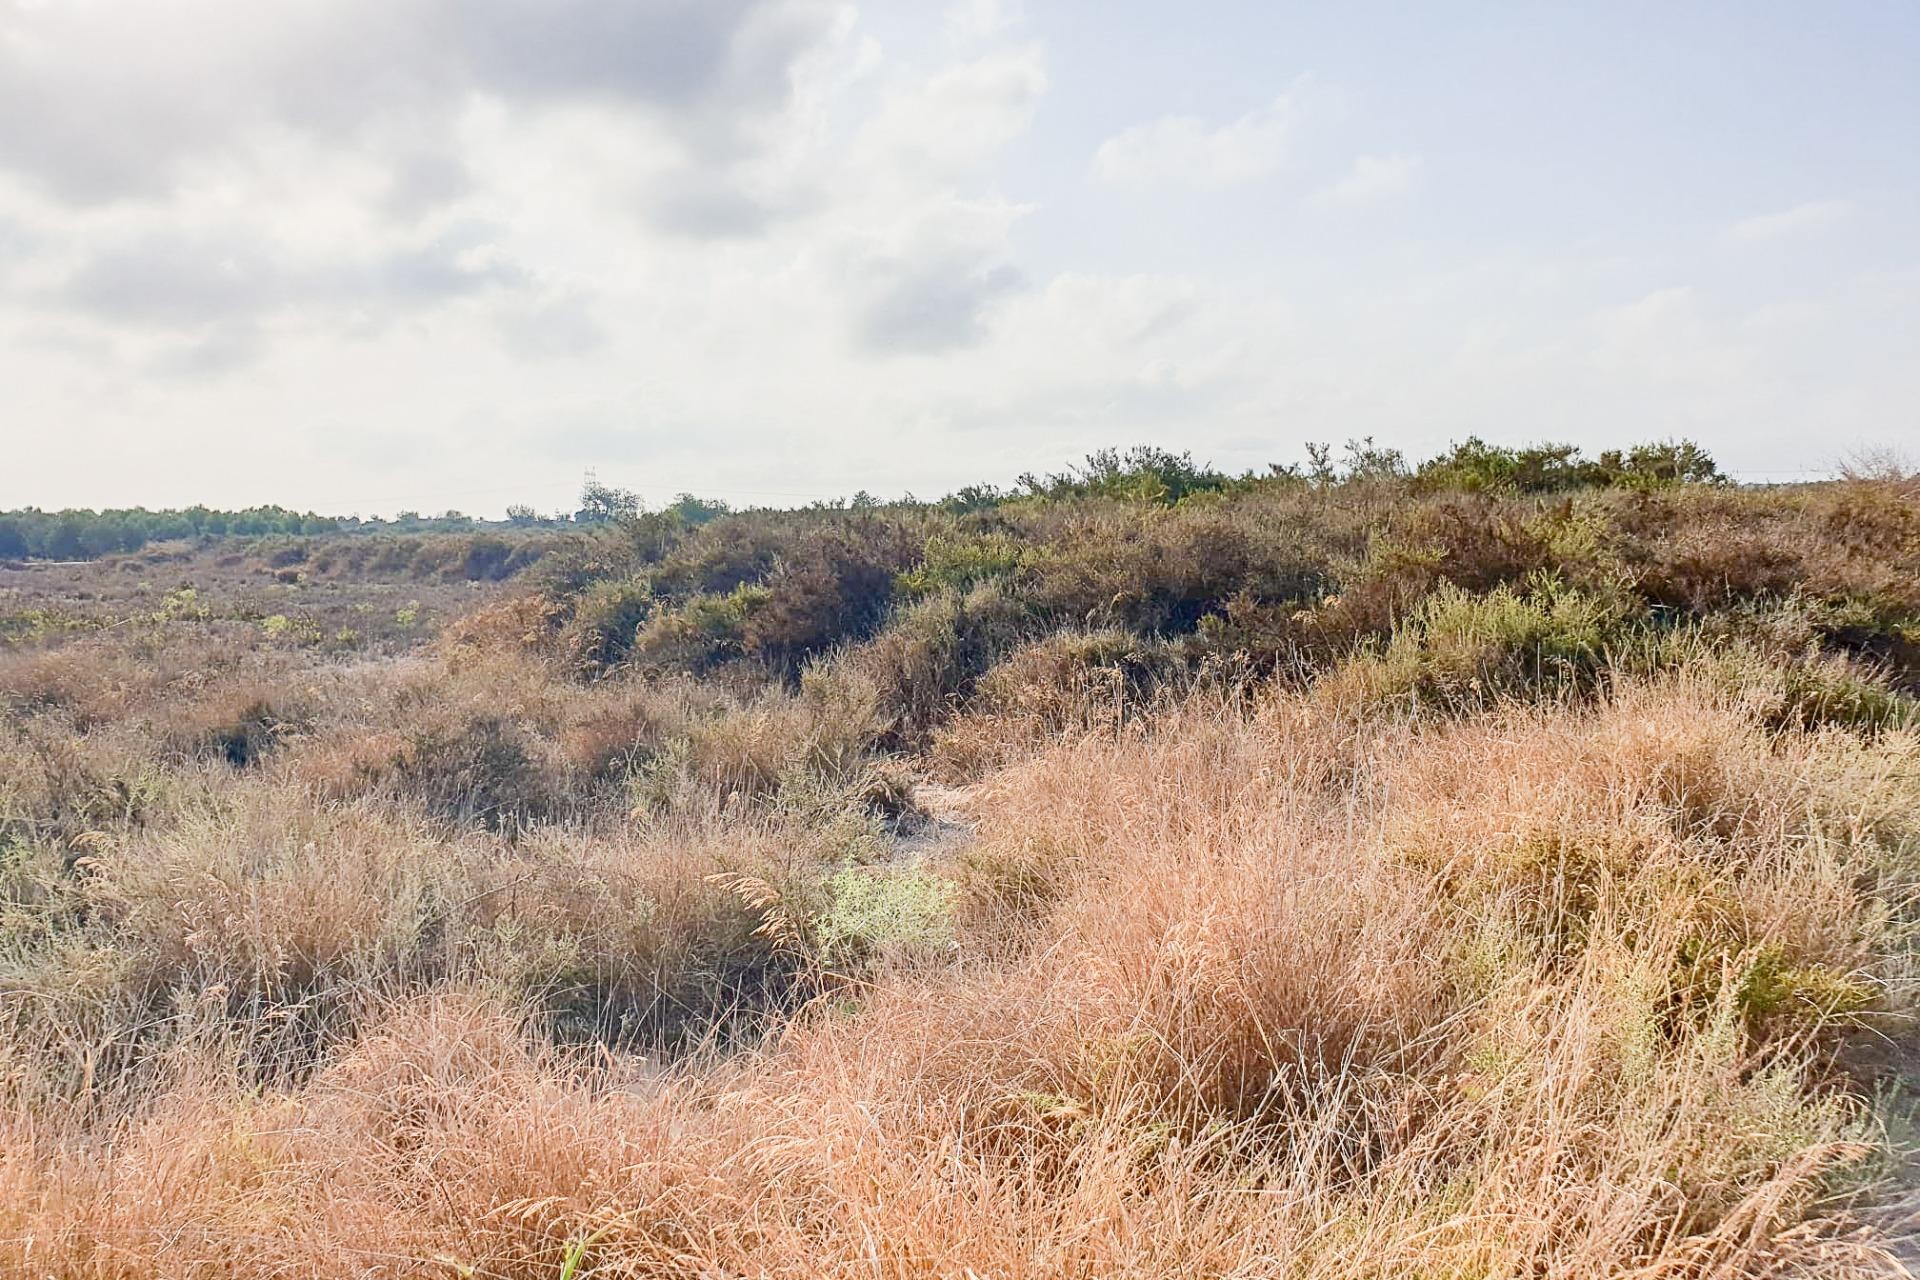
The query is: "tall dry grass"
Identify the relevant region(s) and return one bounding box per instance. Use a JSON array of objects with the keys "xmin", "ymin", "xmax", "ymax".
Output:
[{"xmin": 4, "ymin": 666, "xmax": 1915, "ymax": 1276}]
